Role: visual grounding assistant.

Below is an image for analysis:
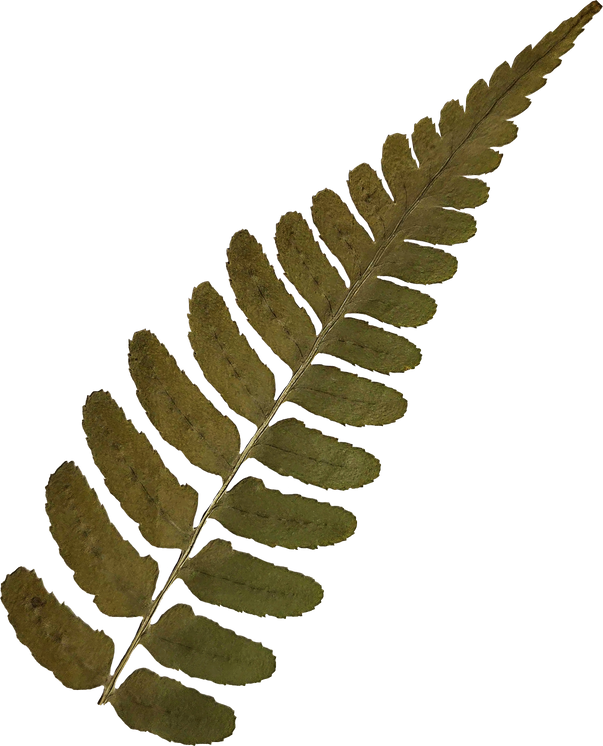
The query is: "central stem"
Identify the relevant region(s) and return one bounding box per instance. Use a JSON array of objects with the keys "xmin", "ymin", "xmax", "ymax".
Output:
[
  {"xmin": 97, "ymin": 194, "xmax": 406, "ymax": 704},
  {"xmin": 97, "ymin": 12, "xmax": 580, "ymax": 701}
]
